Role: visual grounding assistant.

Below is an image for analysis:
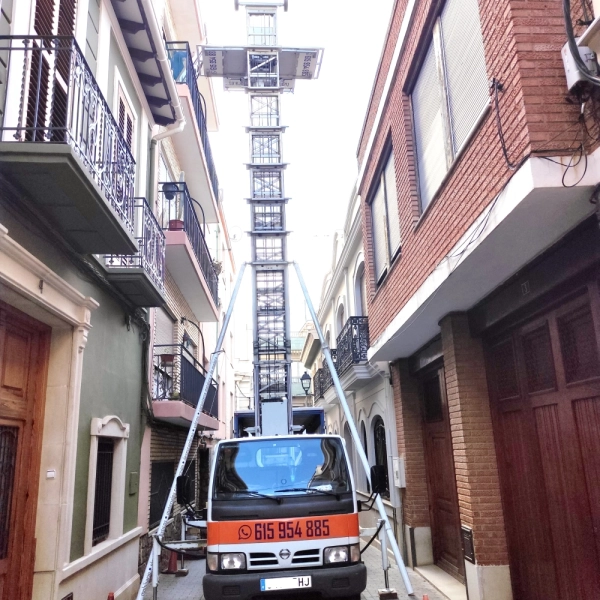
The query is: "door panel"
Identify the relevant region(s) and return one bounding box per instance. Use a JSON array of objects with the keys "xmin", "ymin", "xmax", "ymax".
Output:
[
  {"xmin": 0, "ymin": 303, "xmax": 50, "ymax": 600},
  {"xmin": 421, "ymin": 369, "xmax": 464, "ymax": 581},
  {"xmin": 486, "ymin": 289, "xmax": 600, "ymax": 600}
]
